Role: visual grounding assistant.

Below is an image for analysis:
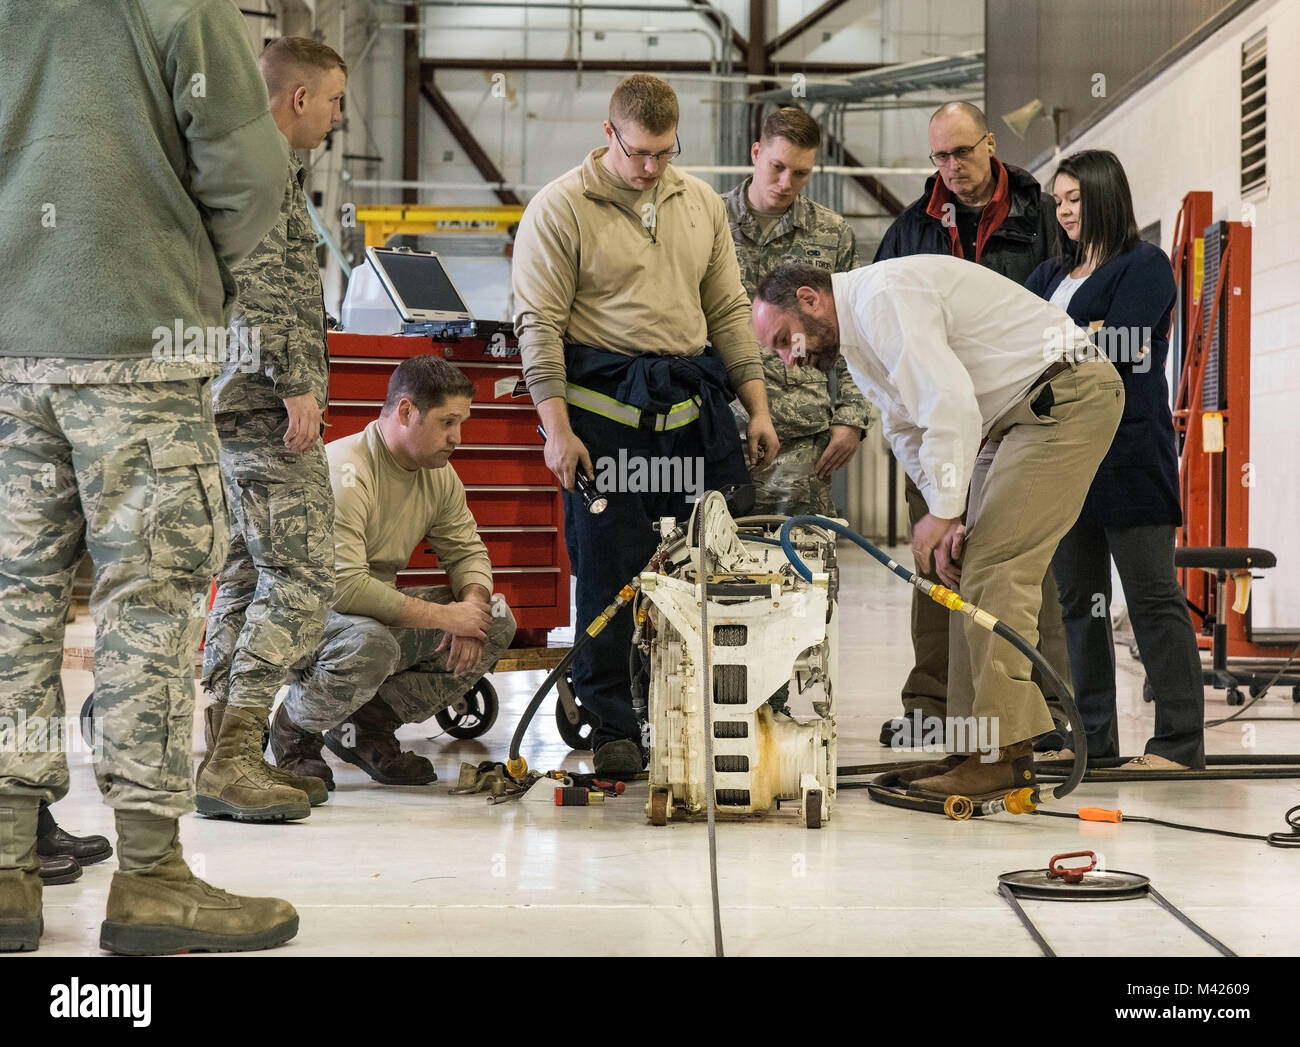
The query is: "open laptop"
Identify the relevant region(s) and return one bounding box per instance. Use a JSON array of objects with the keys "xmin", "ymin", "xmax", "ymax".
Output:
[{"xmin": 364, "ymin": 246, "xmax": 512, "ymax": 340}]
